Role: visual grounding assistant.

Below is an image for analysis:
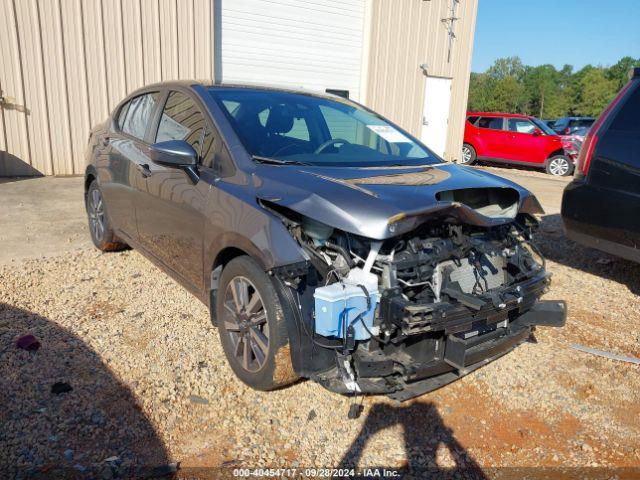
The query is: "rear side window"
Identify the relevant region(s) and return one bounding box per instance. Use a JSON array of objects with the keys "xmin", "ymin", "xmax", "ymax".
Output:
[
  {"xmin": 156, "ymin": 91, "xmax": 206, "ymax": 158},
  {"xmin": 608, "ymin": 85, "xmax": 640, "ymax": 133},
  {"xmin": 477, "ymin": 117, "xmax": 504, "ymax": 130},
  {"xmin": 120, "ymin": 93, "xmax": 160, "ymax": 140}
]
